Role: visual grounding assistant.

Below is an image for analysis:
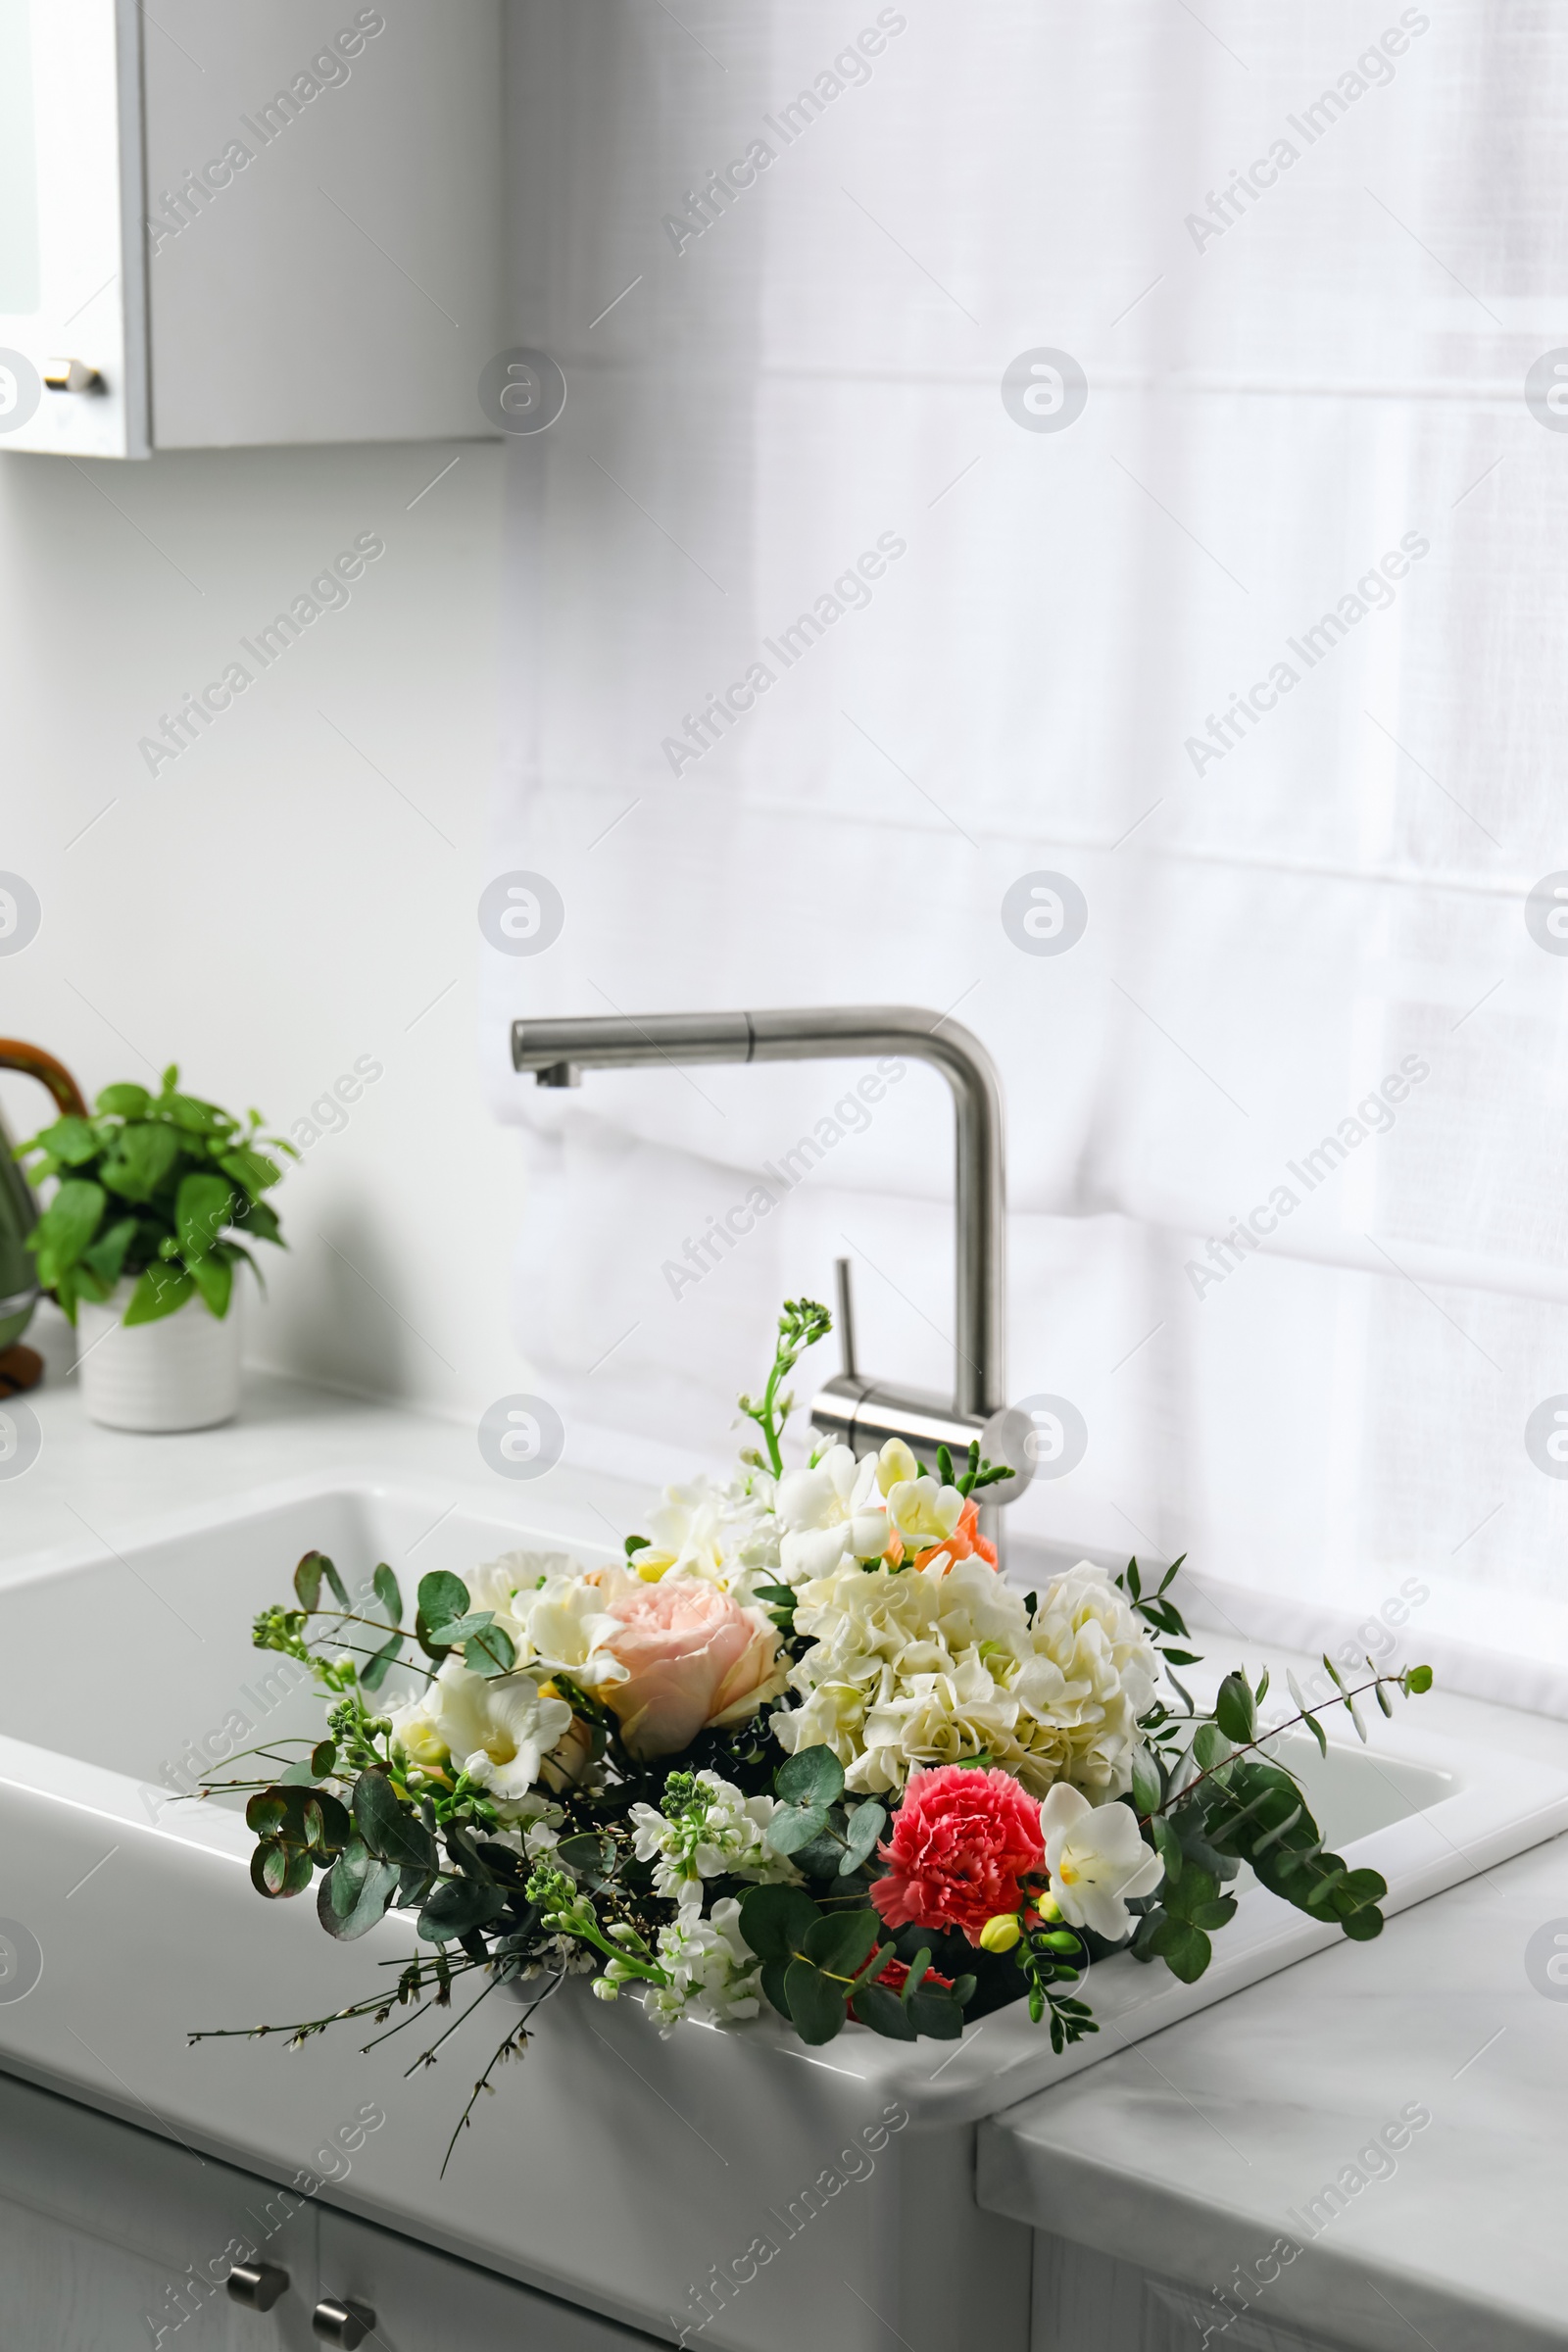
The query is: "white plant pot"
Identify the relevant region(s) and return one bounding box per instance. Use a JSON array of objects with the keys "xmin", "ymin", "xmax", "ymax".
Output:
[{"xmin": 75, "ymin": 1277, "xmax": 241, "ymax": 1433}]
